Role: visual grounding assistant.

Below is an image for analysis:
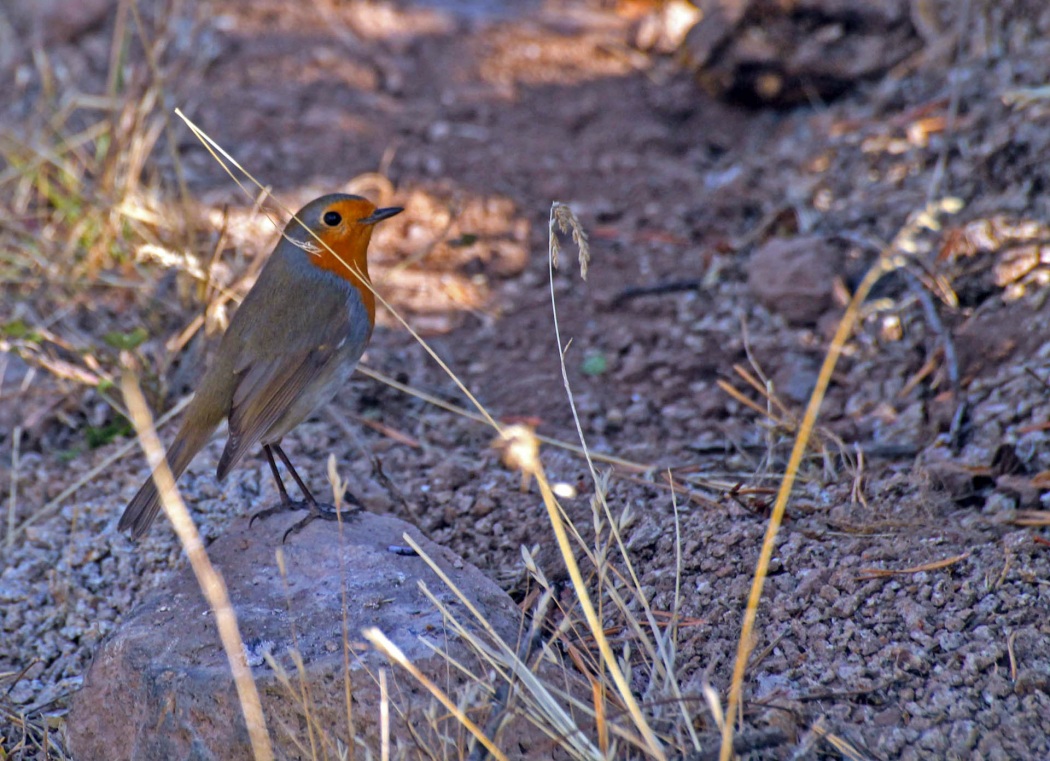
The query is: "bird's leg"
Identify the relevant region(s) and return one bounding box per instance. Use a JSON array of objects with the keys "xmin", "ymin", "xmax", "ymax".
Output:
[
  {"xmin": 272, "ymin": 443, "xmax": 319, "ymax": 506},
  {"xmin": 249, "ymin": 443, "xmax": 362, "ymax": 541},
  {"xmin": 248, "ymin": 445, "xmax": 300, "ymax": 528},
  {"xmin": 275, "ymin": 443, "xmax": 365, "ymax": 511},
  {"xmin": 264, "ymin": 444, "xmax": 294, "ymax": 505}
]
